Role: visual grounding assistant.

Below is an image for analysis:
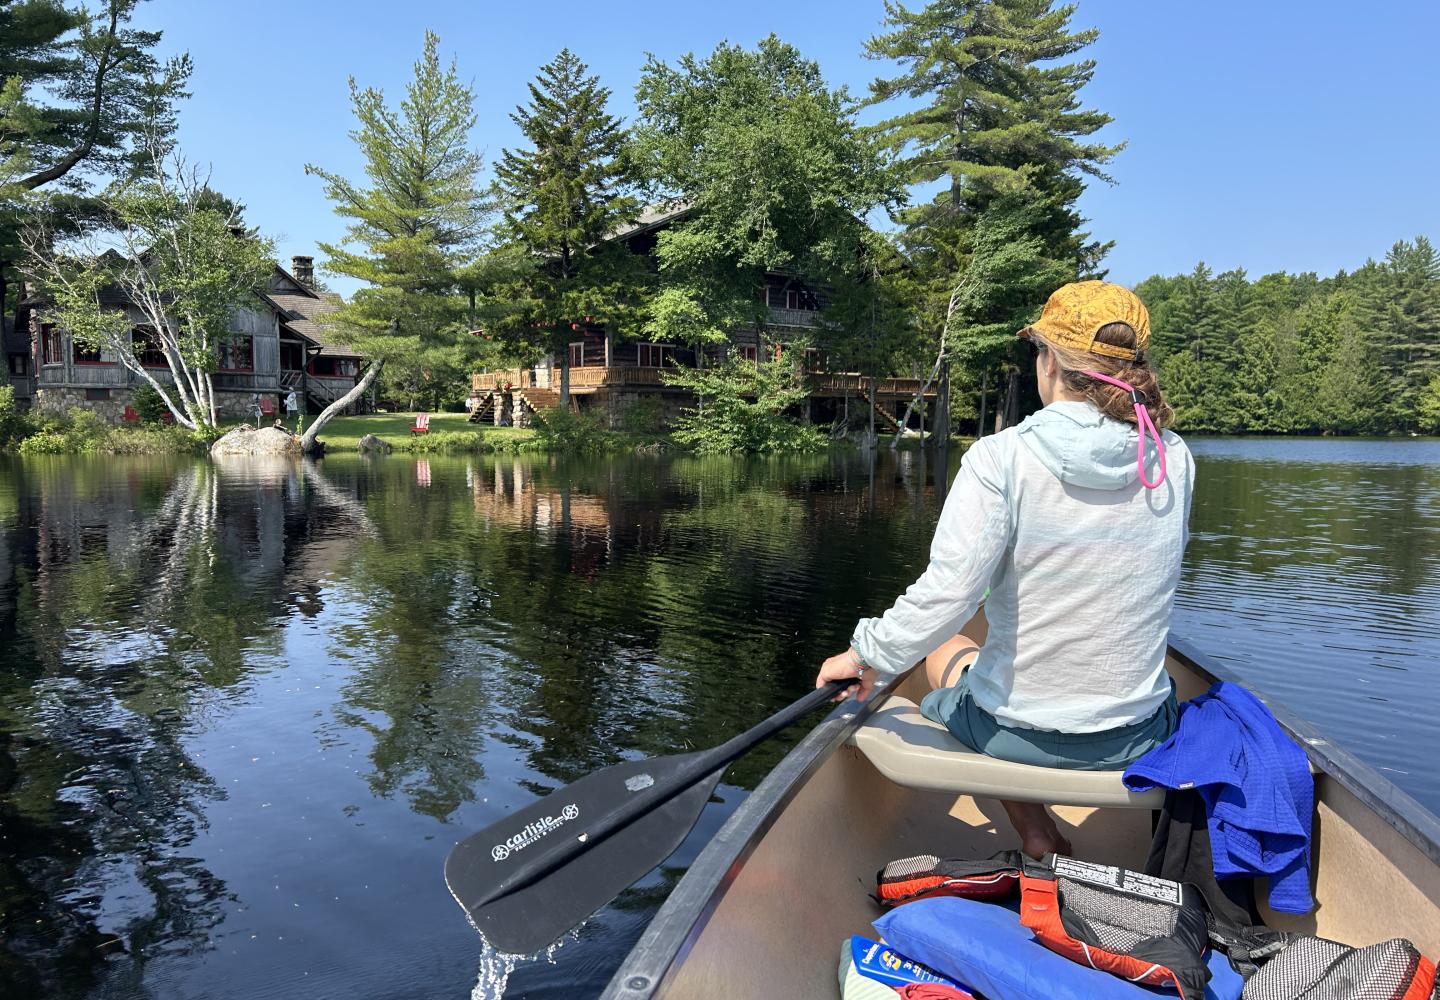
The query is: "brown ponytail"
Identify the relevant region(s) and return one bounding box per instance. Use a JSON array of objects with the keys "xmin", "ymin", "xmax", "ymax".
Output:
[{"xmin": 1031, "ymin": 322, "xmax": 1174, "ymax": 428}]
